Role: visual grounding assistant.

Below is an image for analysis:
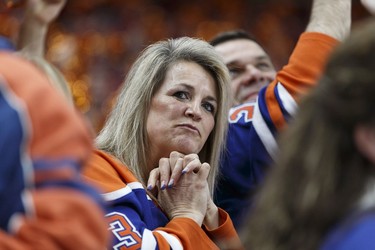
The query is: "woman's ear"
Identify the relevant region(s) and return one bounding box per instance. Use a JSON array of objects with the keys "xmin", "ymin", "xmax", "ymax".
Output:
[{"xmin": 354, "ymin": 124, "xmax": 375, "ymax": 164}]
